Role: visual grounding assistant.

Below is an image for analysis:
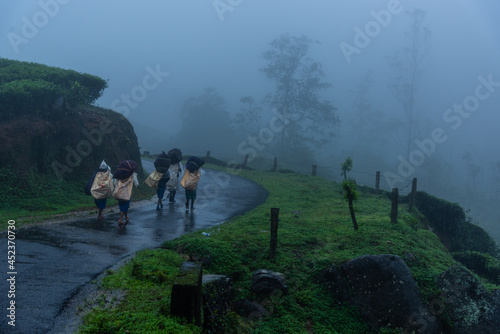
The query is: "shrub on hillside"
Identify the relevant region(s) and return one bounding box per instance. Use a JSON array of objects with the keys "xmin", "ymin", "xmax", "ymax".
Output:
[
  {"xmin": 453, "ymin": 251, "xmax": 500, "ymax": 284},
  {"xmin": 0, "ymin": 58, "xmax": 107, "ymax": 119},
  {"xmin": 416, "ymin": 191, "xmax": 499, "ymax": 258}
]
